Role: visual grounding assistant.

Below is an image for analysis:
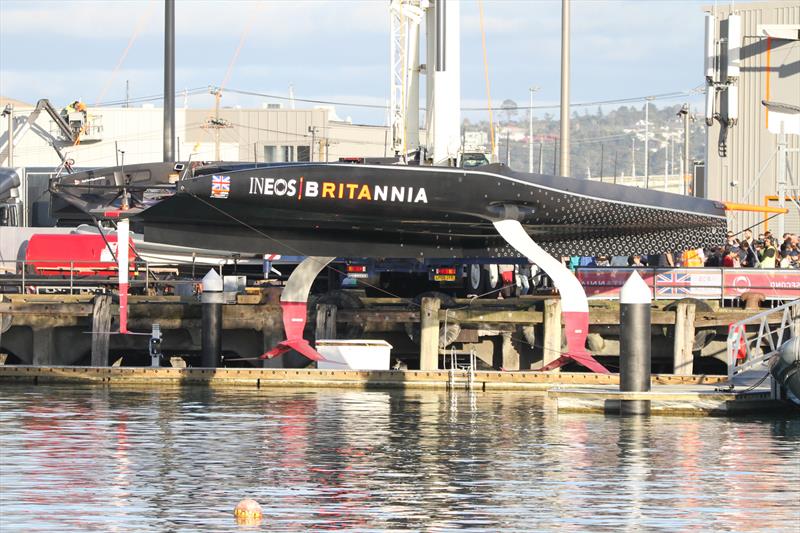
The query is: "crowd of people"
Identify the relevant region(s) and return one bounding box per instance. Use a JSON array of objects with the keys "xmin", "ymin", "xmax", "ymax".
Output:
[{"xmin": 565, "ymin": 229, "xmax": 800, "ymax": 269}]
